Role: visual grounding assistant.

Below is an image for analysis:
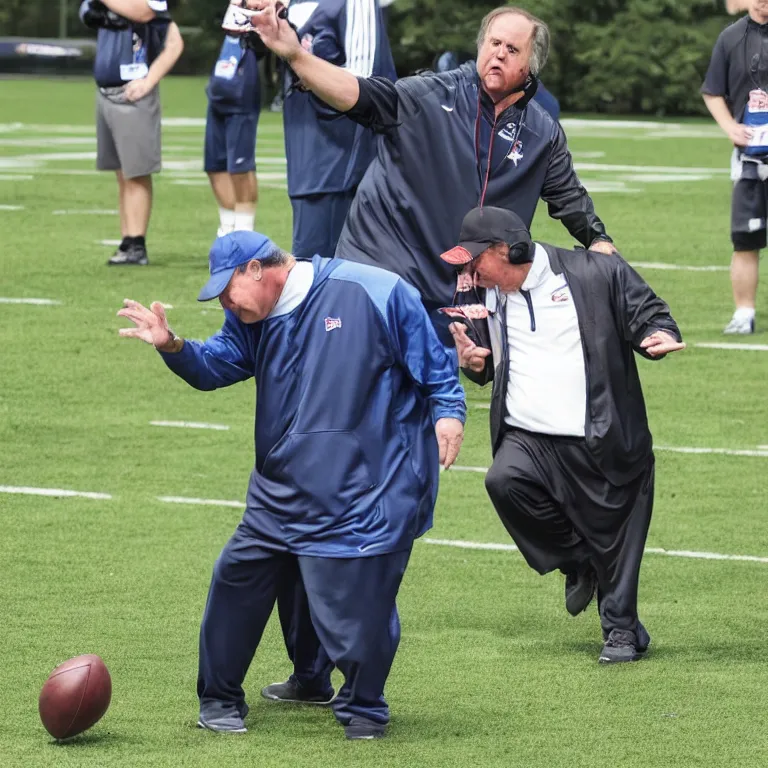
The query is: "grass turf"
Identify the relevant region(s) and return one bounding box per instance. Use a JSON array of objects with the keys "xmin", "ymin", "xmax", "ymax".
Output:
[{"xmin": 1, "ymin": 77, "xmax": 768, "ymax": 767}]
